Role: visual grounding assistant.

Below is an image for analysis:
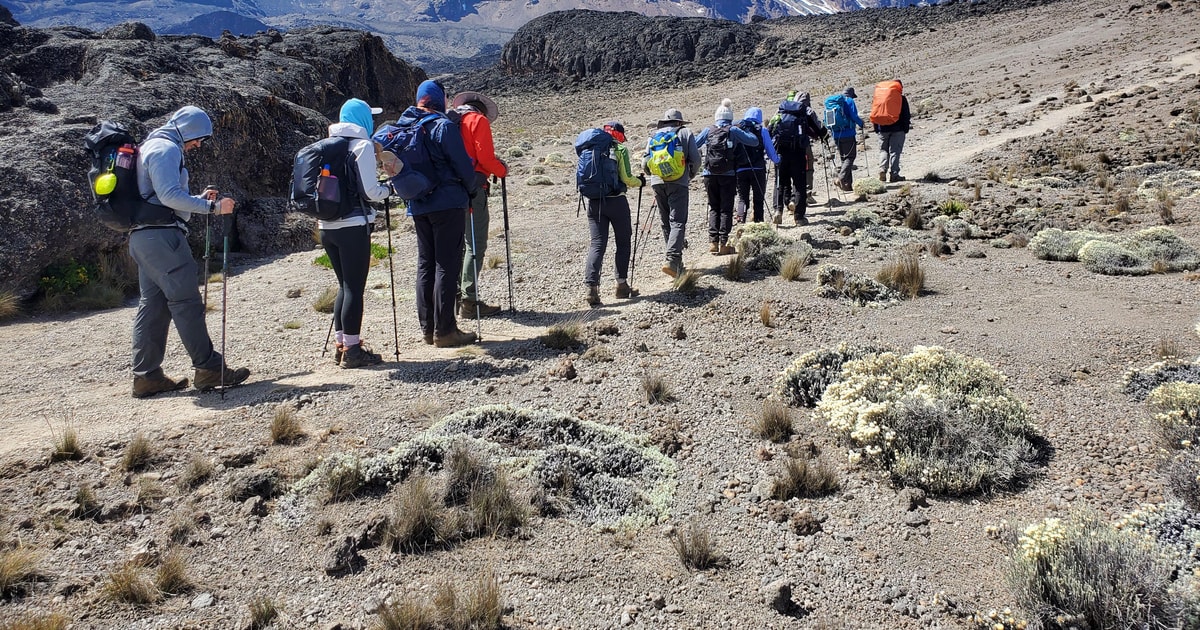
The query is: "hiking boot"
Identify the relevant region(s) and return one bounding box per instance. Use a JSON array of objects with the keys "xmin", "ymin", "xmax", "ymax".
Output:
[
  {"xmin": 423, "ymin": 331, "xmax": 434, "ymax": 345},
  {"xmin": 194, "ymin": 365, "xmax": 251, "ymax": 392},
  {"xmin": 333, "ymin": 342, "xmax": 345, "ymax": 365},
  {"xmin": 718, "ymin": 244, "xmax": 736, "ymax": 256},
  {"xmin": 787, "ymin": 201, "xmax": 796, "ymax": 214},
  {"xmin": 793, "ymin": 214, "xmax": 808, "ymax": 226},
  {"xmin": 806, "ymin": 192, "xmax": 817, "ymax": 205},
  {"xmin": 433, "ymin": 328, "xmax": 477, "ymax": 348},
  {"xmin": 615, "ymin": 282, "xmax": 638, "ymax": 299},
  {"xmin": 772, "ymin": 212, "xmax": 783, "ymax": 225},
  {"xmin": 341, "ymin": 343, "xmax": 383, "ymax": 369},
  {"xmin": 662, "ymin": 264, "xmax": 678, "ymax": 279},
  {"xmin": 709, "ymin": 242, "xmax": 720, "ymax": 254},
  {"xmin": 585, "ymin": 284, "xmax": 601, "ymax": 307},
  {"xmin": 460, "ymin": 299, "xmax": 502, "ymax": 319},
  {"xmin": 879, "ymin": 172, "xmax": 887, "ymax": 182},
  {"xmin": 889, "ymin": 174, "xmax": 906, "ymax": 183},
  {"xmin": 132, "ymin": 372, "xmax": 189, "ymax": 399}
]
